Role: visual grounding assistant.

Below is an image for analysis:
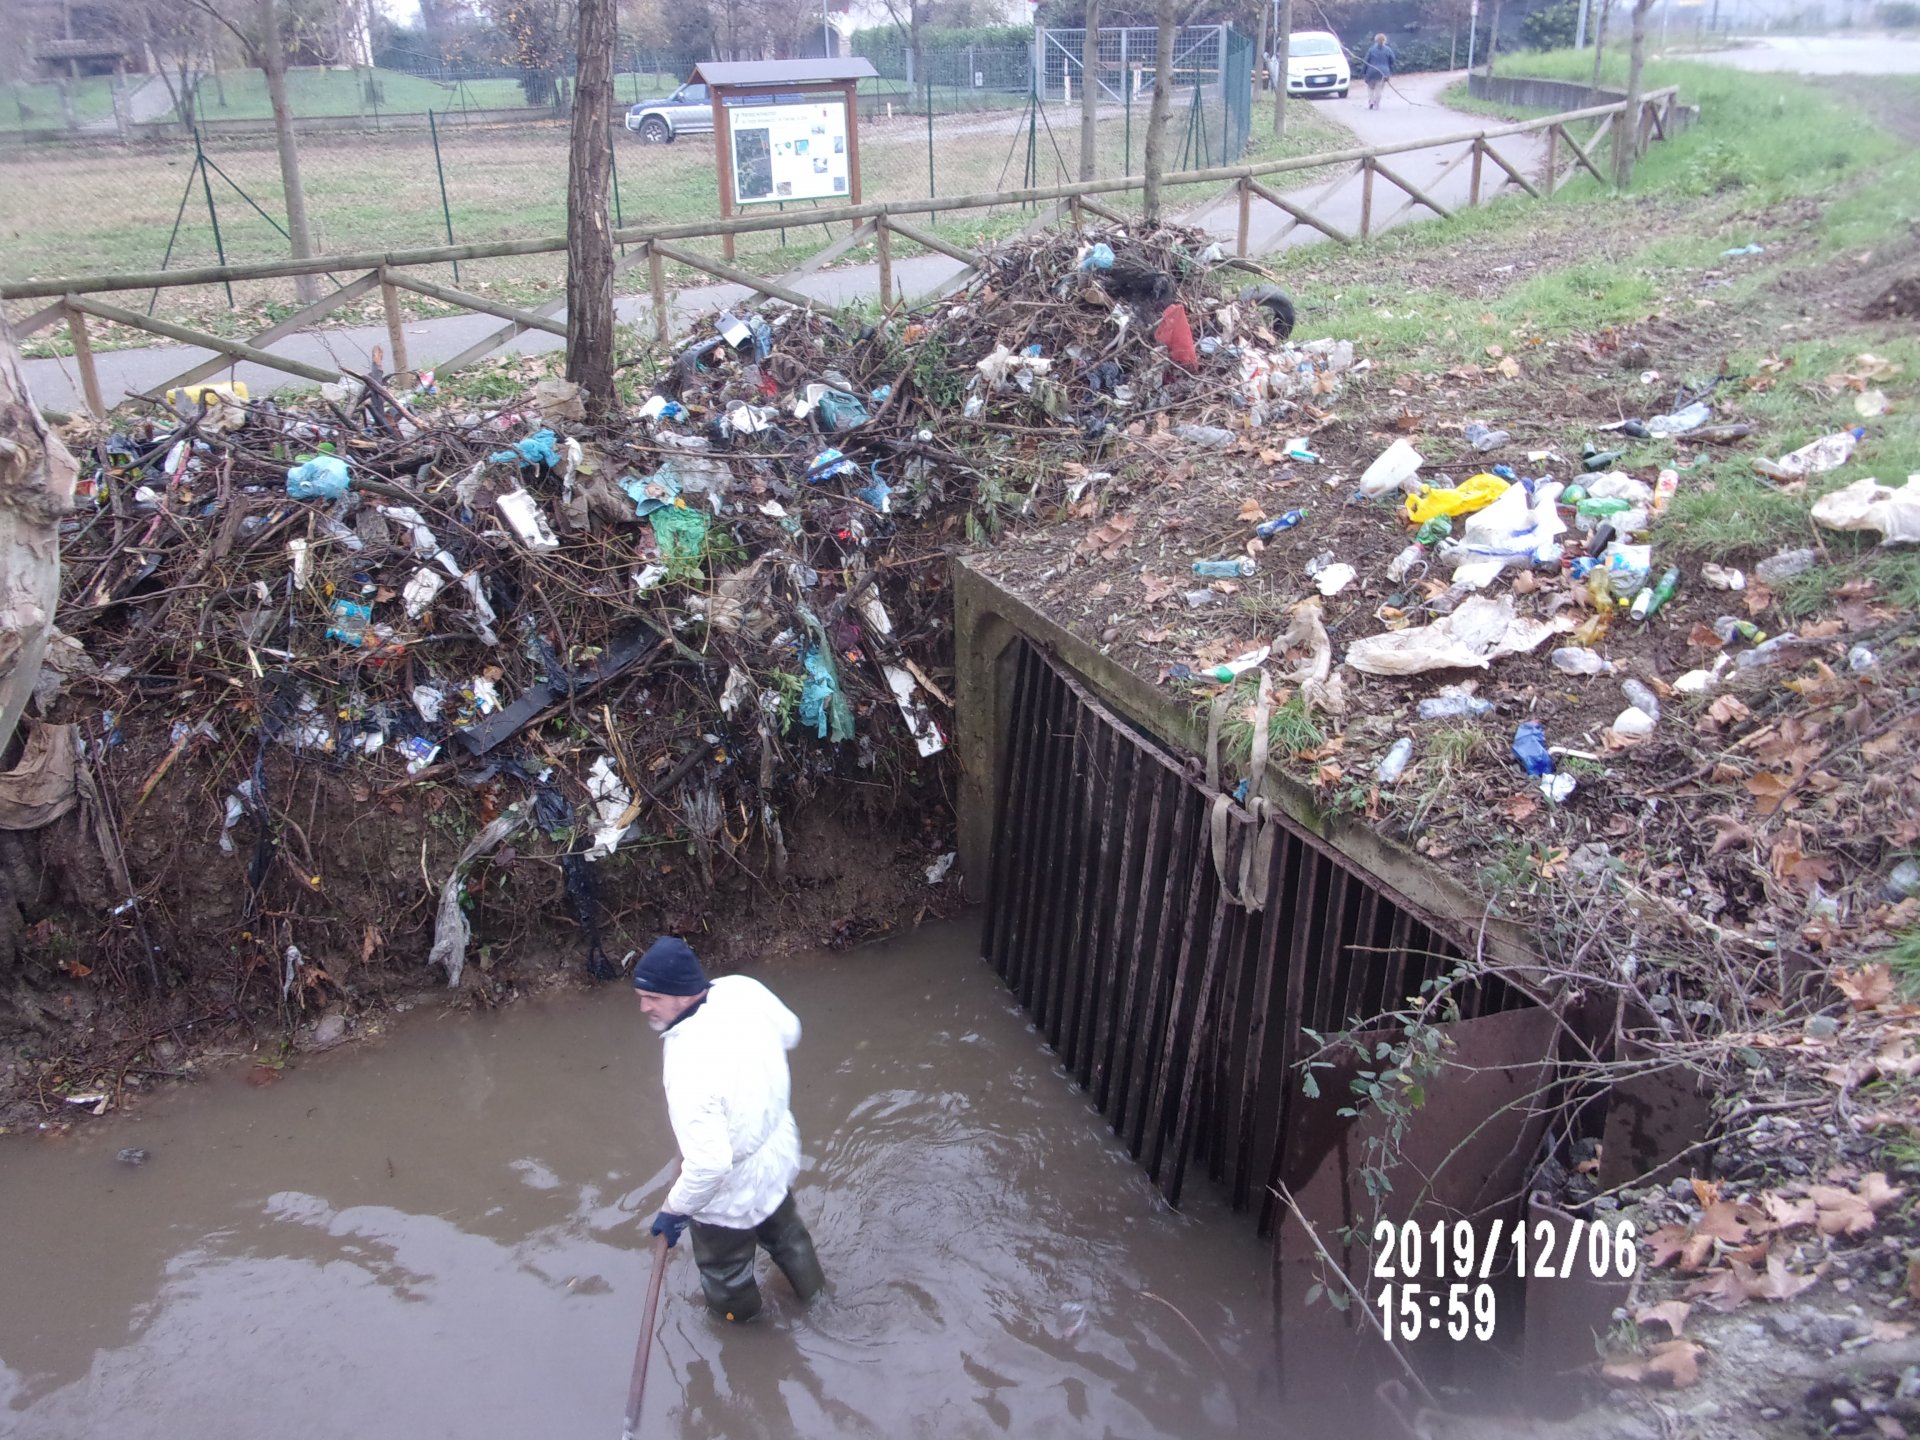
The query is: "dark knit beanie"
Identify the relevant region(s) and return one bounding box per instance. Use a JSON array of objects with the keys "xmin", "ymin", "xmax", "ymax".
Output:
[{"xmin": 632, "ymin": 936, "xmax": 708, "ymax": 996}]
